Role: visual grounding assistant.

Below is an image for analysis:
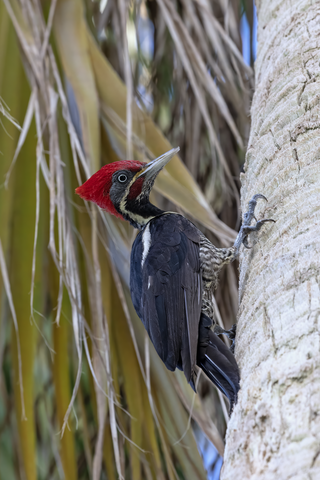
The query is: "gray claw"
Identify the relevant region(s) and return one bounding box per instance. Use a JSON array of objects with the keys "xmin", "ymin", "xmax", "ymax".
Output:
[
  {"xmin": 229, "ymin": 324, "xmax": 237, "ymax": 353},
  {"xmin": 259, "ymin": 218, "xmax": 276, "ymax": 224},
  {"xmin": 243, "ymin": 236, "xmax": 252, "ymax": 249},
  {"xmin": 228, "ymin": 324, "xmax": 237, "ymax": 340},
  {"xmin": 213, "ymin": 324, "xmax": 236, "ymax": 339},
  {"xmin": 245, "ymin": 194, "xmax": 268, "ymax": 226},
  {"xmin": 214, "ymin": 324, "xmax": 237, "ymax": 353},
  {"xmin": 248, "ymin": 218, "xmax": 275, "ymax": 232},
  {"xmin": 233, "ymin": 194, "xmax": 275, "ymax": 255},
  {"xmin": 250, "ymin": 193, "xmax": 268, "ymax": 203}
]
